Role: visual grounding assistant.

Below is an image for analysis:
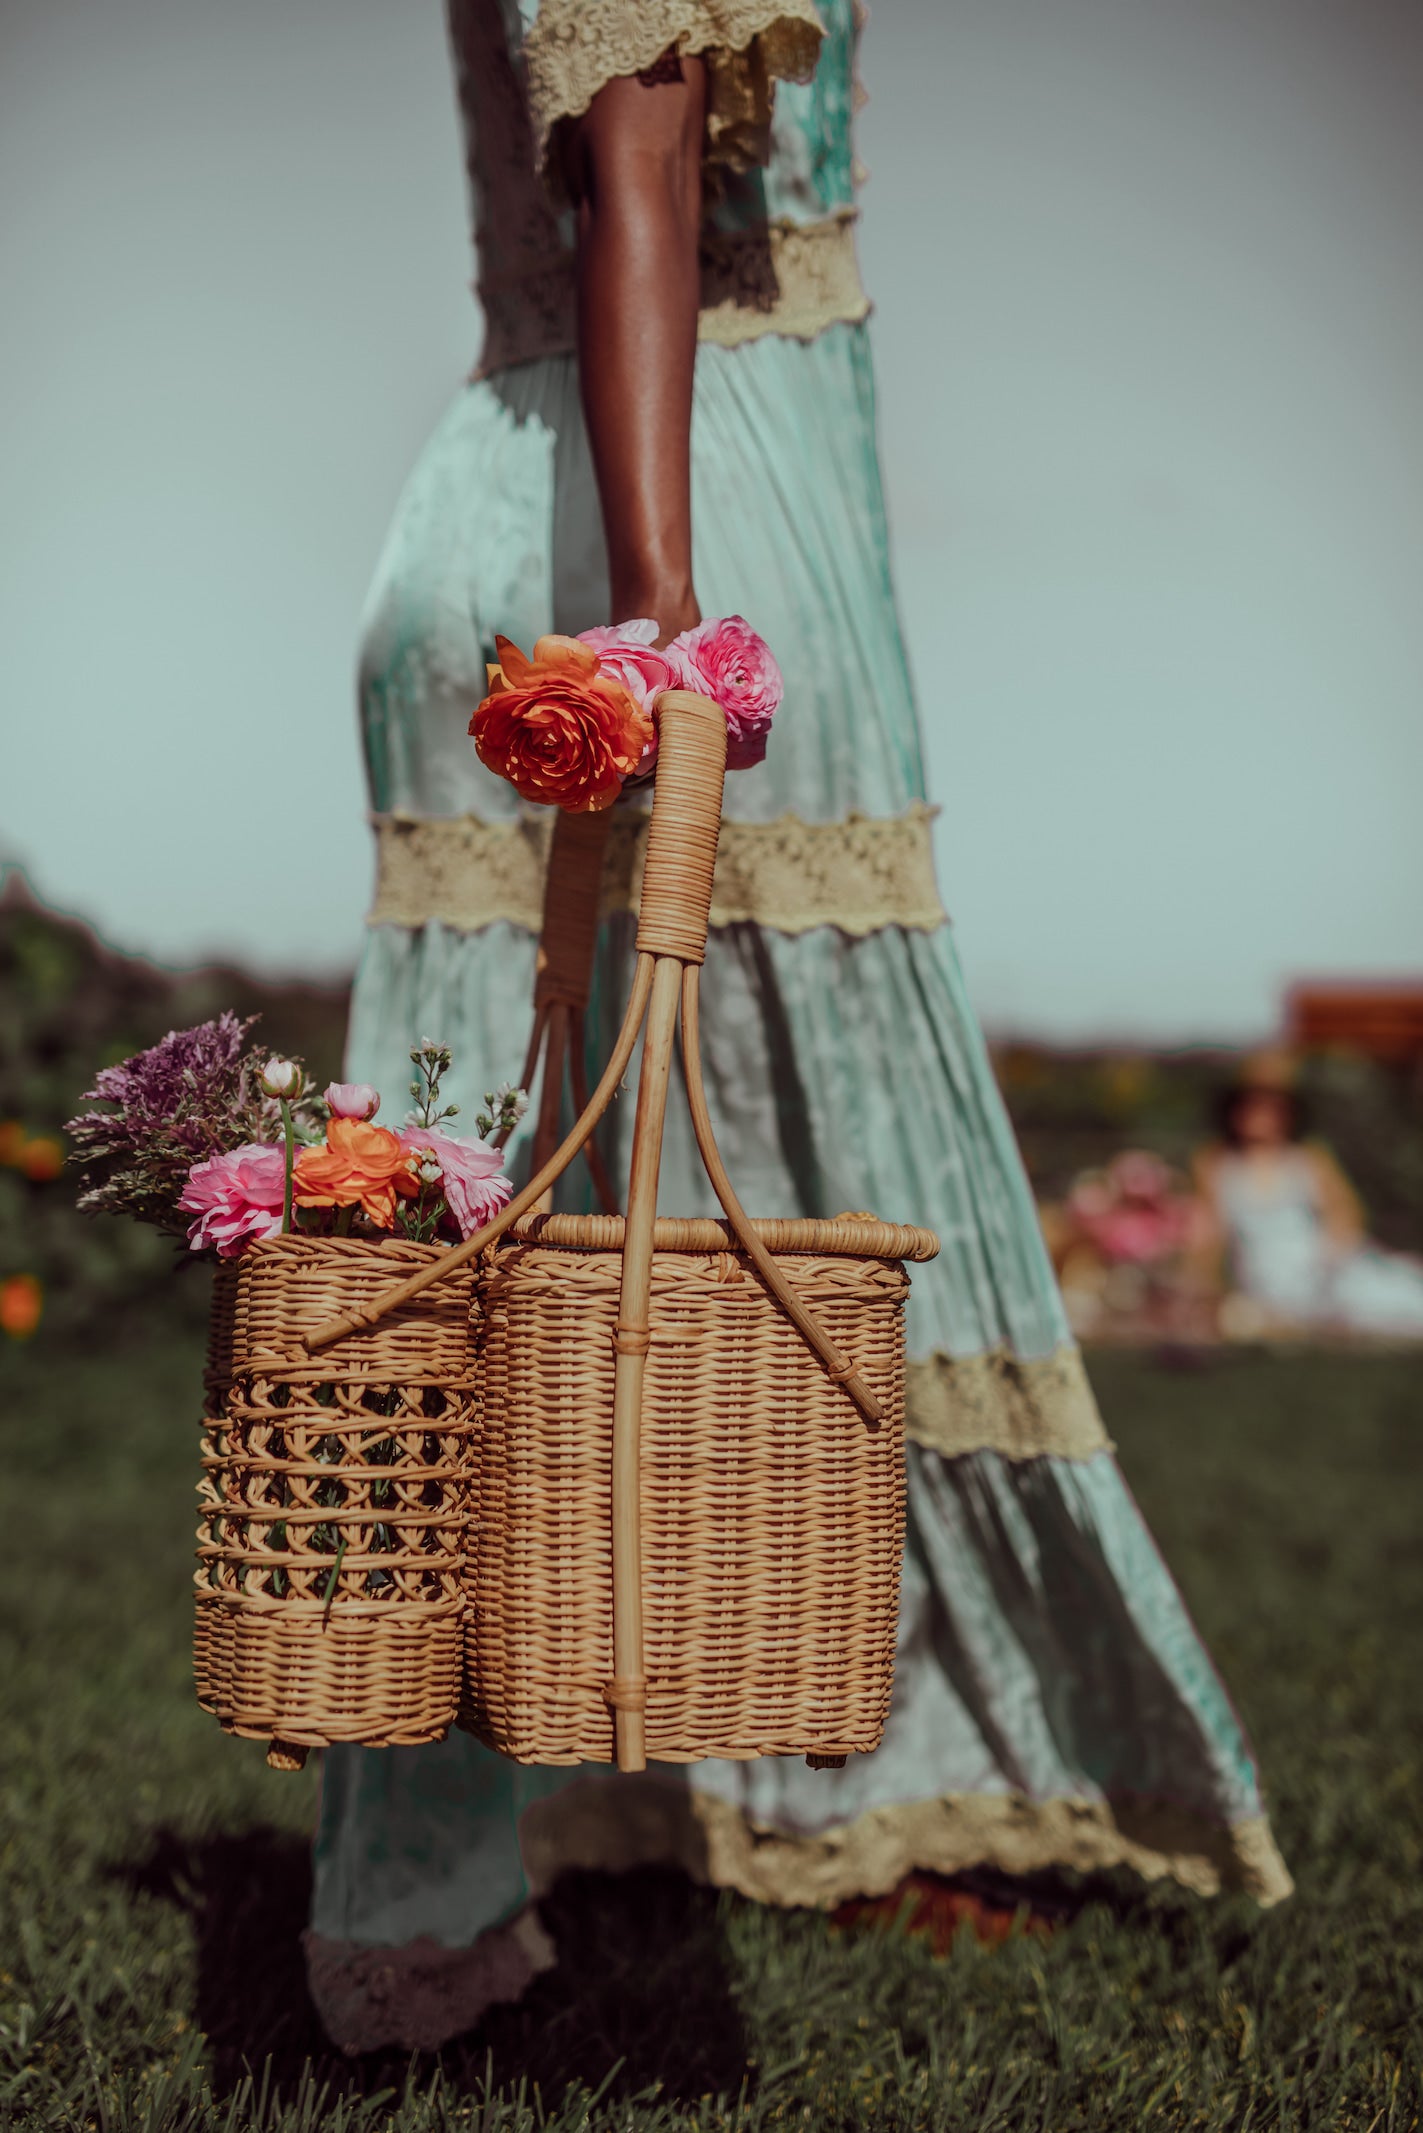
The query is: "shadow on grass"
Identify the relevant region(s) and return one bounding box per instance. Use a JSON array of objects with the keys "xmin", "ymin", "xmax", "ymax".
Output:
[{"xmin": 116, "ymin": 1828, "xmax": 754, "ymax": 2109}]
